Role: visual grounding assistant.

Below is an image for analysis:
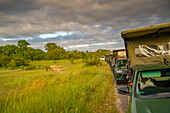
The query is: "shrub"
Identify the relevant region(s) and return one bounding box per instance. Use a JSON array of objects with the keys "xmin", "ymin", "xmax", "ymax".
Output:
[
  {"xmin": 23, "ymin": 66, "xmax": 36, "ymax": 70},
  {"xmin": 0, "ymin": 55, "xmax": 11, "ymax": 67},
  {"xmin": 83, "ymin": 54, "xmax": 102, "ymax": 66},
  {"xmin": 69, "ymin": 58, "xmax": 74, "ymax": 64},
  {"xmin": 8, "ymin": 60, "xmax": 17, "ymax": 69},
  {"xmin": 14, "ymin": 57, "xmax": 30, "ymax": 67},
  {"xmin": 20, "ymin": 66, "xmax": 24, "ymax": 70},
  {"xmin": 8, "ymin": 57, "xmax": 30, "ymax": 69}
]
